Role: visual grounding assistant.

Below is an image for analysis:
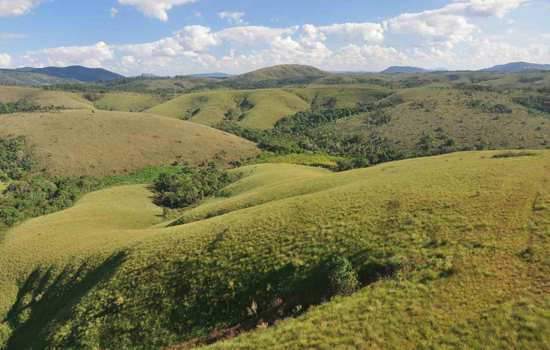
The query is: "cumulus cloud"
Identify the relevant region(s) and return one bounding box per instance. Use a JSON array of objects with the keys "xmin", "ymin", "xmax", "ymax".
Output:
[
  {"xmin": 22, "ymin": 42, "xmax": 114, "ymax": 68},
  {"xmin": 110, "ymin": 8, "xmax": 119, "ymax": 18},
  {"xmin": 386, "ymin": 0, "xmax": 527, "ymax": 46},
  {"xmin": 0, "ymin": 0, "xmax": 43, "ymax": 17},
  {"xmin": 118, "ymin": 0, "xmax": 197, "ymax": 21},
  {"xmin": 218, "ymin": 11, "xmax": 246, "ymax": 25},
  {"xmin": 0, "ymin": 53, "xmax": 11, "ymax": 67},
  {"xmin": 6, "ymin": 0, "xmax": 535, "ymax": 75}
]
